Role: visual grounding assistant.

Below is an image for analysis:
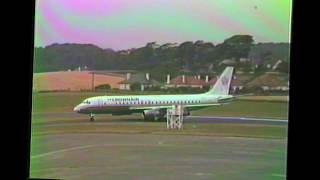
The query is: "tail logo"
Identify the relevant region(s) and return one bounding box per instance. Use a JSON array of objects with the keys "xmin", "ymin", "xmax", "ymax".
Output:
[{"xmin": 221, "ymin": 77, "xmax": 228, "ymax": 86}]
